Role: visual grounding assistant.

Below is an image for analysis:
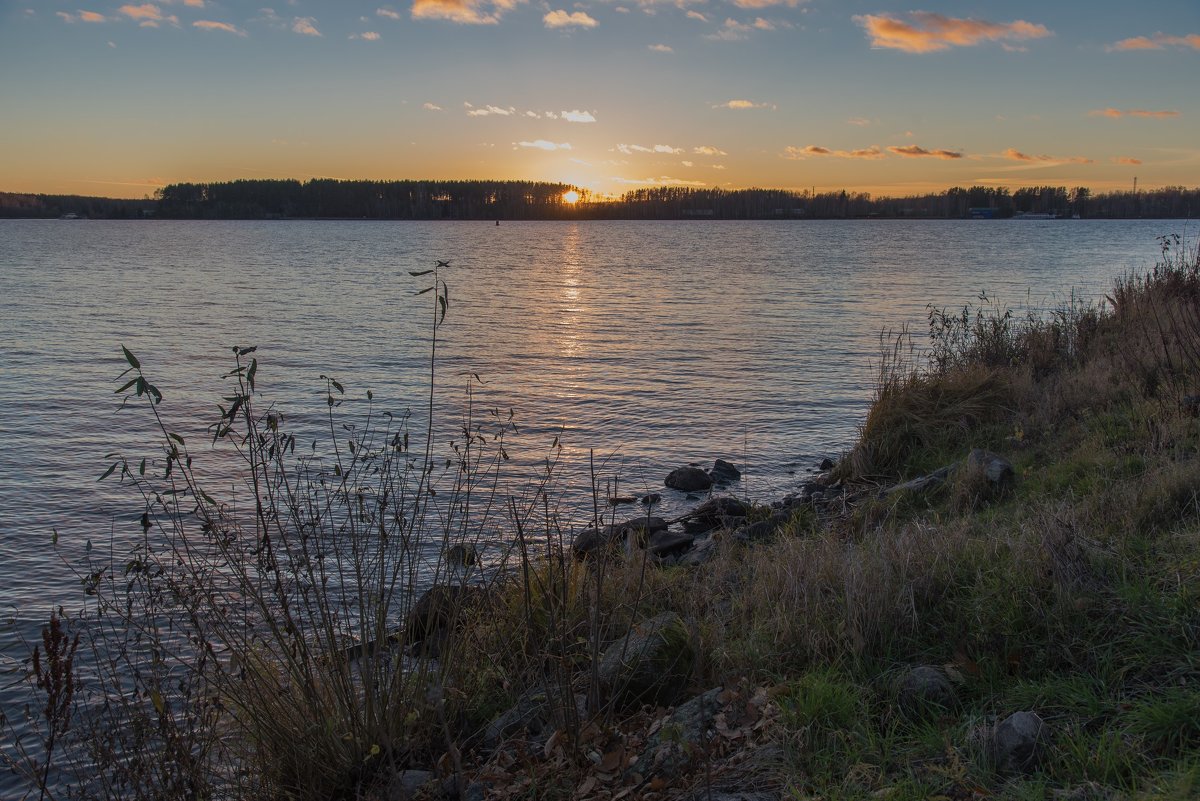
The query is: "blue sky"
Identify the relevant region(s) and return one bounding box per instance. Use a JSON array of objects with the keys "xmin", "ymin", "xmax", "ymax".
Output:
[{"xmin": 1, "ymin": 0, "xmax": 1197, "ymax": 197}]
